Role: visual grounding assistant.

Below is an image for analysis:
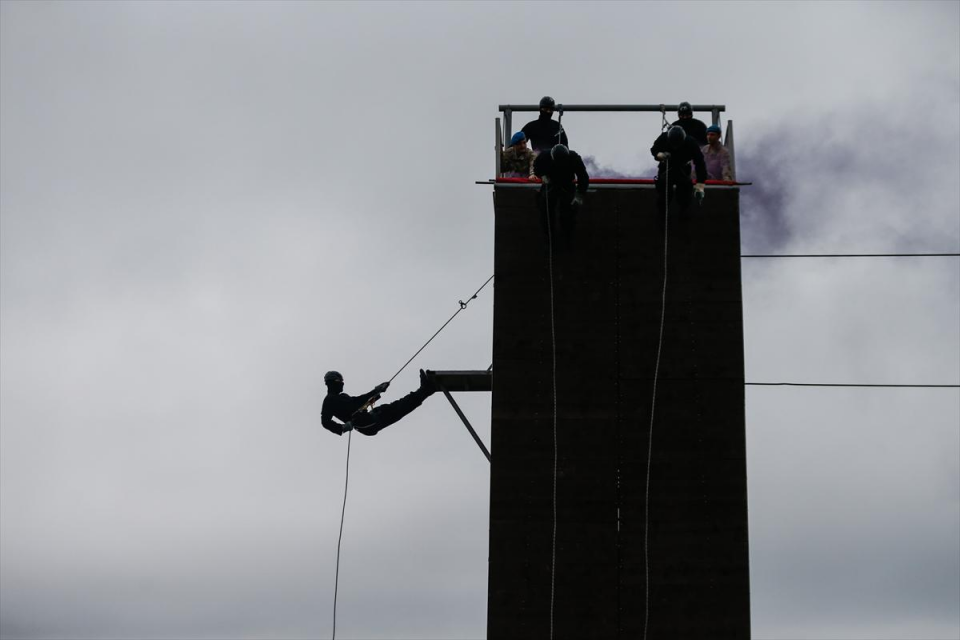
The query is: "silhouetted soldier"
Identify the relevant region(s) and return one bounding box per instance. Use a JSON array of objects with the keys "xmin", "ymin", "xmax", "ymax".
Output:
[
  {"xmin": 672, "ymin": 101, "xmax": 708, "ymax": 146},
  {"xmin": 321, "ymin": 369, "xmax": 436, "ymax": 436},
  {"xmin": 534, "ymin": 144, "xmax": 589, "ymax": 248},
  {"xmin": 521, "ymin": 96, "xmax": 569, "ymax": 154},
  {"xmin": 650, "ymin": 125, "xmax": 707, "ymax": 214}
]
